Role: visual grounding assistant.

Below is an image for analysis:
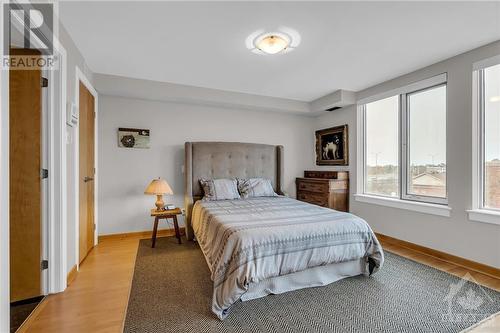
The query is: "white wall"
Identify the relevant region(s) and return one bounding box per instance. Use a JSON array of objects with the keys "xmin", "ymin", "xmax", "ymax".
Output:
[
  {"xmin": 311, "ymin": 41, "xmax": 500, "ymax": 268},
  {"xmin": 98, "ymin": 96, "xmax": 314, "ymax": 235}
]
